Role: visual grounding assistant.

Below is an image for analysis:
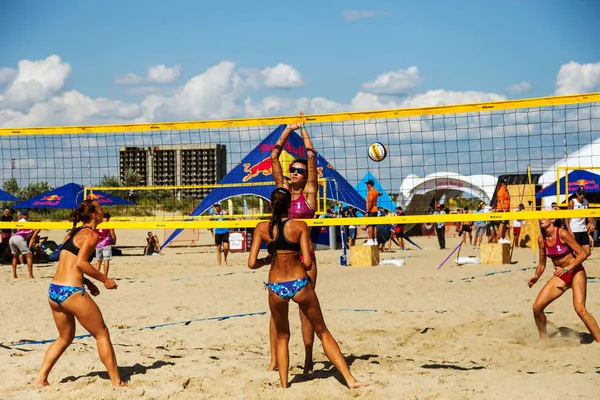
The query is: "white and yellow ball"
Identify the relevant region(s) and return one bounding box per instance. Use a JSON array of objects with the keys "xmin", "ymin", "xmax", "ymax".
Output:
[{"xmin": 368, "ymin": 142, "xmax": 388, "ymax": 162}]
